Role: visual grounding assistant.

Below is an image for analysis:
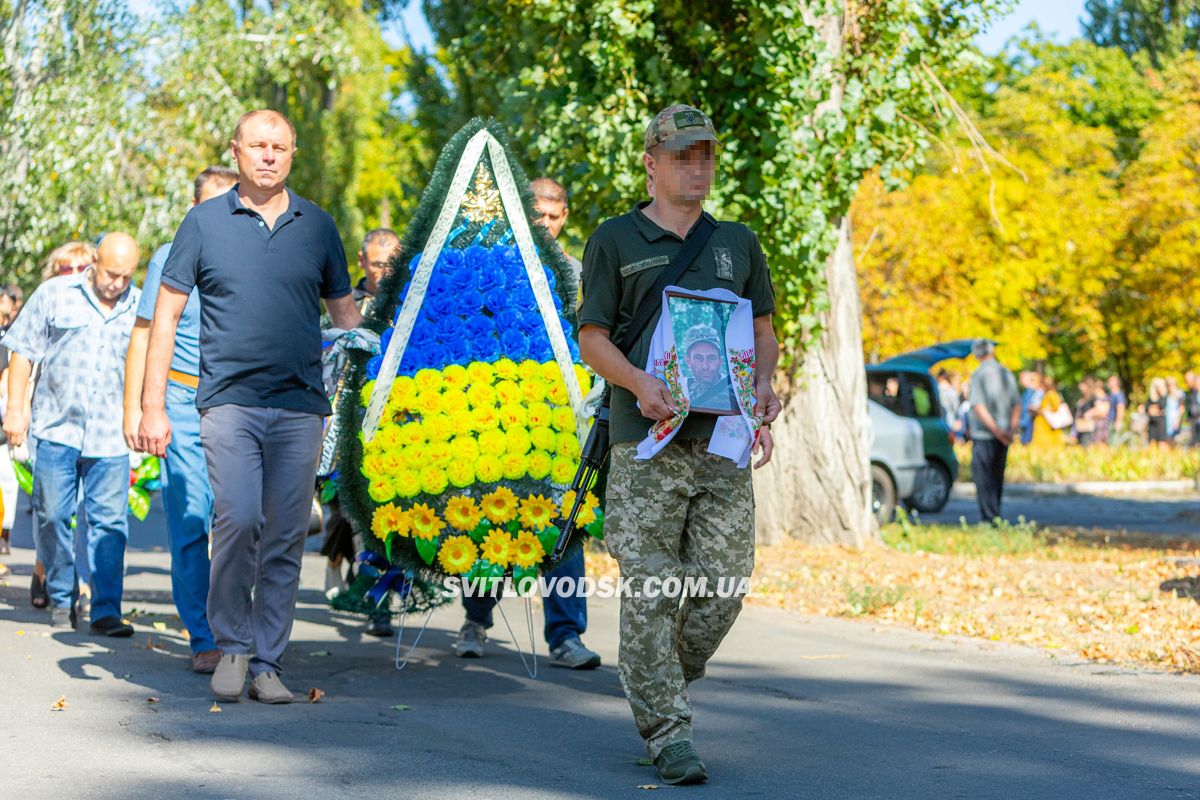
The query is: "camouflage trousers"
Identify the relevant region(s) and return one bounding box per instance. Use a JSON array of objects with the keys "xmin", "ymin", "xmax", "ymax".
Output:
[{"xmin": 604, "ymin": 439, "xmax": 755, "ymax": 759}]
